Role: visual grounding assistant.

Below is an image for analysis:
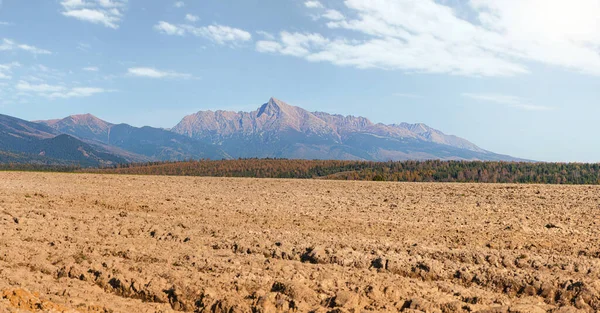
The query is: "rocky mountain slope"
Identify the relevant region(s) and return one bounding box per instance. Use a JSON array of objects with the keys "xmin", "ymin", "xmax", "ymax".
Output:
[{"xmin": 171, "ymin": 97, "xmax": 517, "ymax": 161}]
